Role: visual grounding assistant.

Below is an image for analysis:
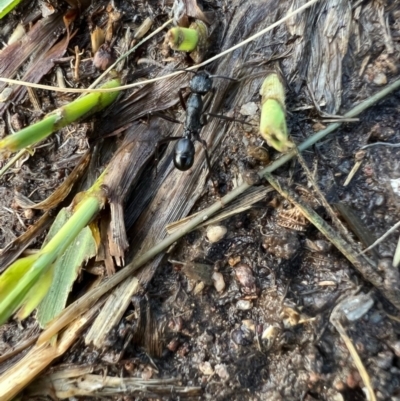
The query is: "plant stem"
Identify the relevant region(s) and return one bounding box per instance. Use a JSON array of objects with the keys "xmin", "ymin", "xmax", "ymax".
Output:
[{"xmin": 0, "ymin": 79, "xmax": 121, "ymax": 154}]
